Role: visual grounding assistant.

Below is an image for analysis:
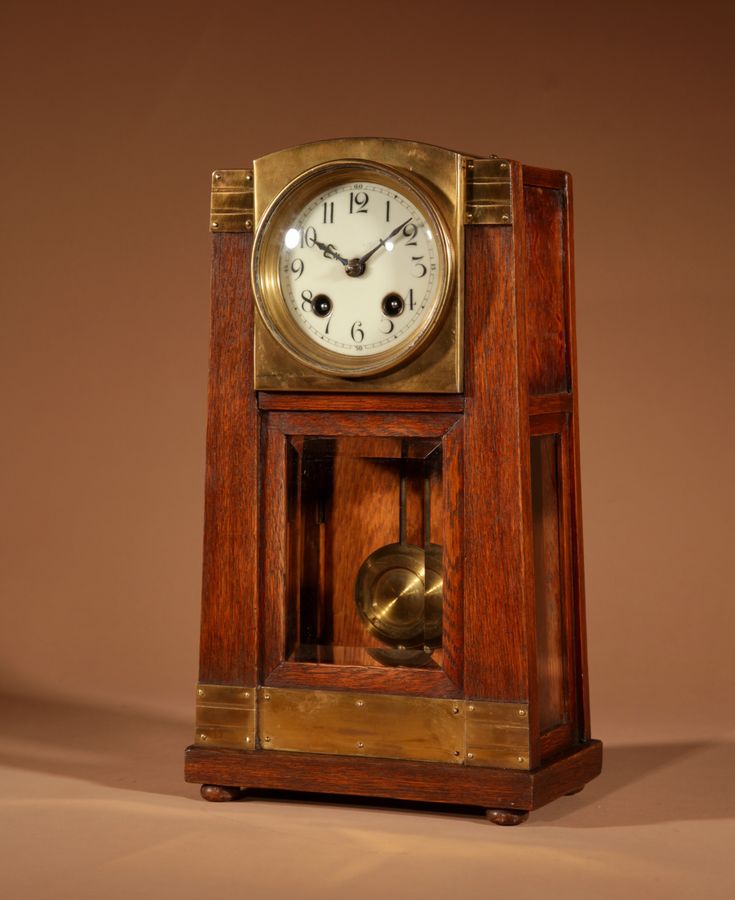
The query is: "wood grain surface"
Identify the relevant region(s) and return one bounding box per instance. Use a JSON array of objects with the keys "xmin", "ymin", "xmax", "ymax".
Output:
[
  {"xmin": 185, "ymin": 740, "xmax": 602, "ymax": 812},
  {"xmin": 462, "ymin": 222, "xmax": 536, "ymax": 704},
  {"xmin": 198, "ymin": 233, "xmax": 259, "ymax": 687},
  {"xmin": 523, "ymin": 183, "xmax": 569, "ymax": 394}
]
